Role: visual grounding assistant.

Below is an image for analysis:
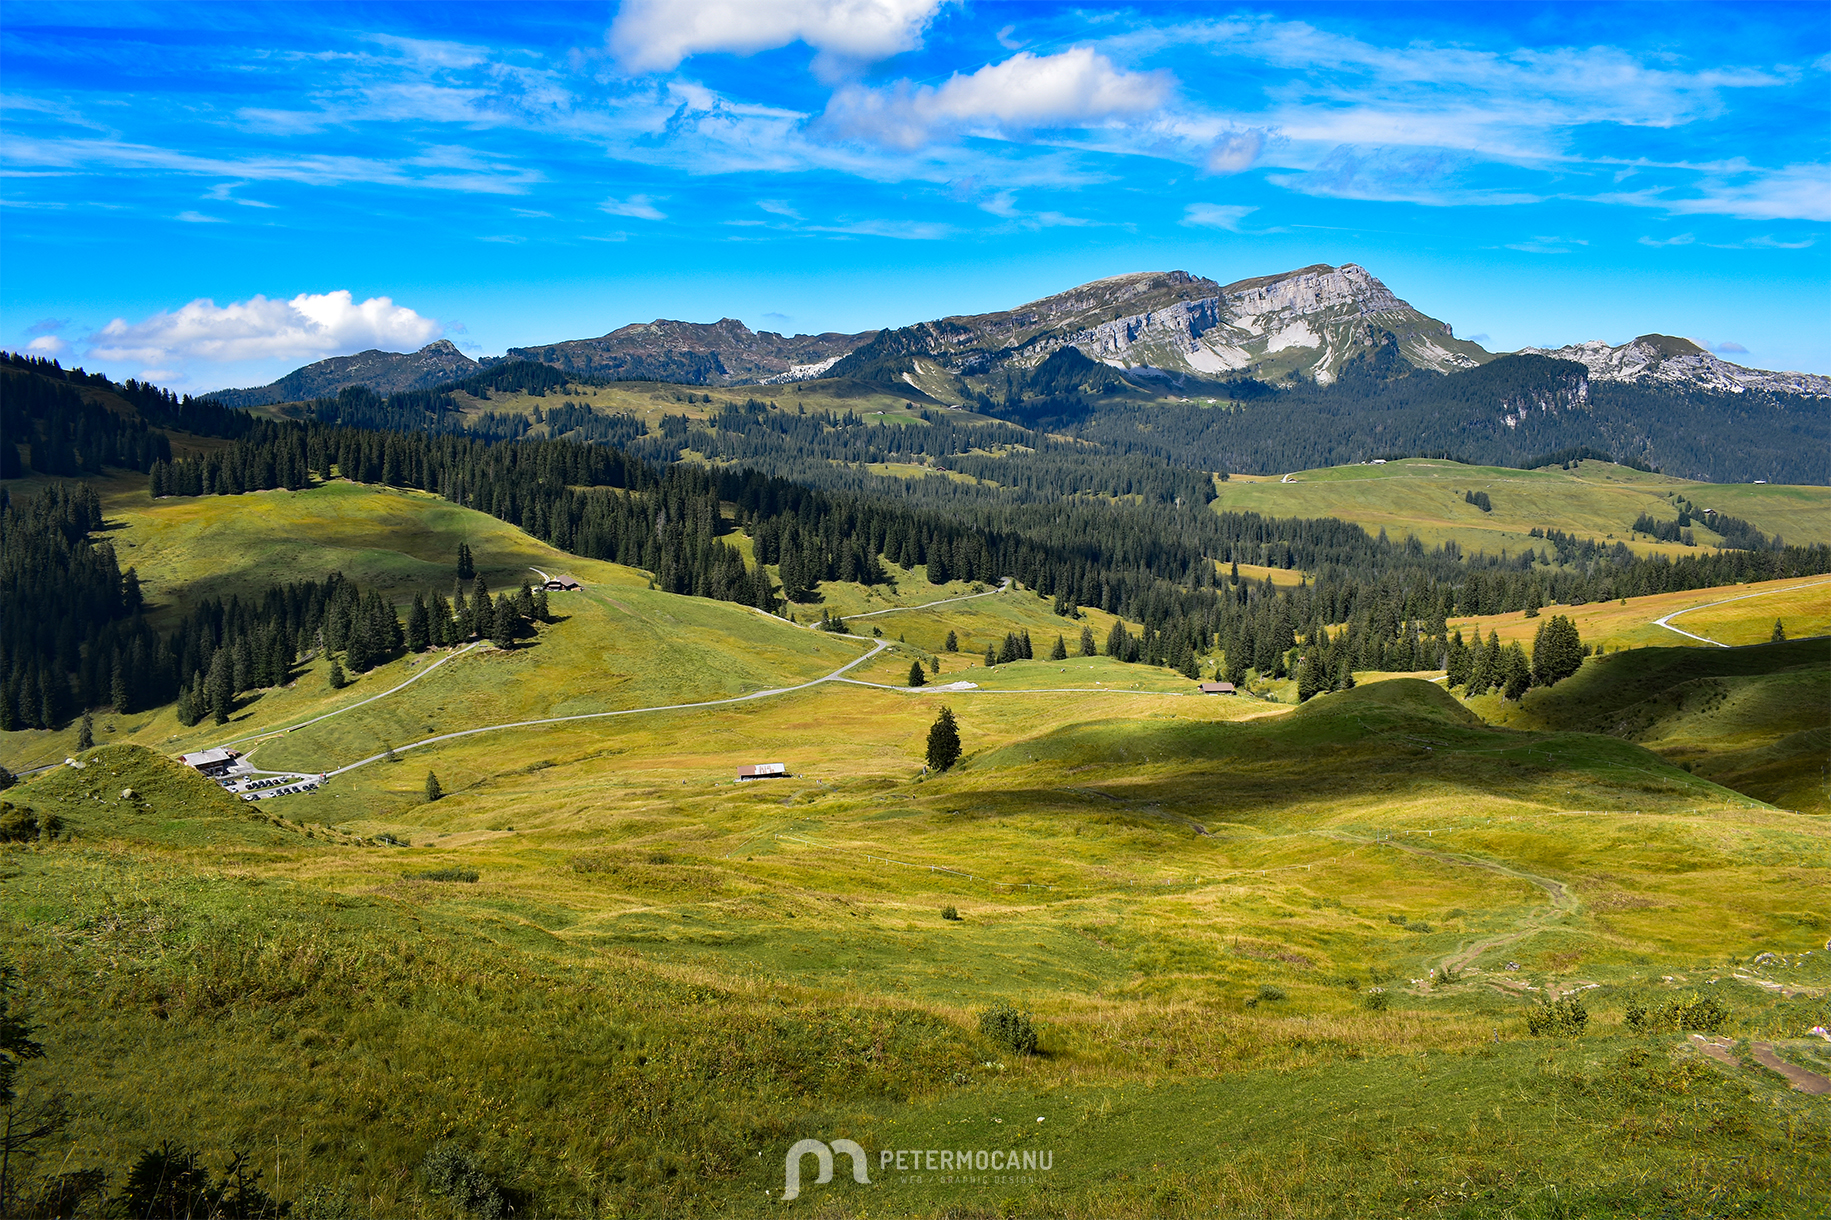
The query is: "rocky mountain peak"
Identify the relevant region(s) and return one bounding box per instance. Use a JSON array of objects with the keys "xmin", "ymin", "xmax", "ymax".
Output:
[{"xmin": 1518, "ymin": 336, "xmax": 1829, "ymax": 397}]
